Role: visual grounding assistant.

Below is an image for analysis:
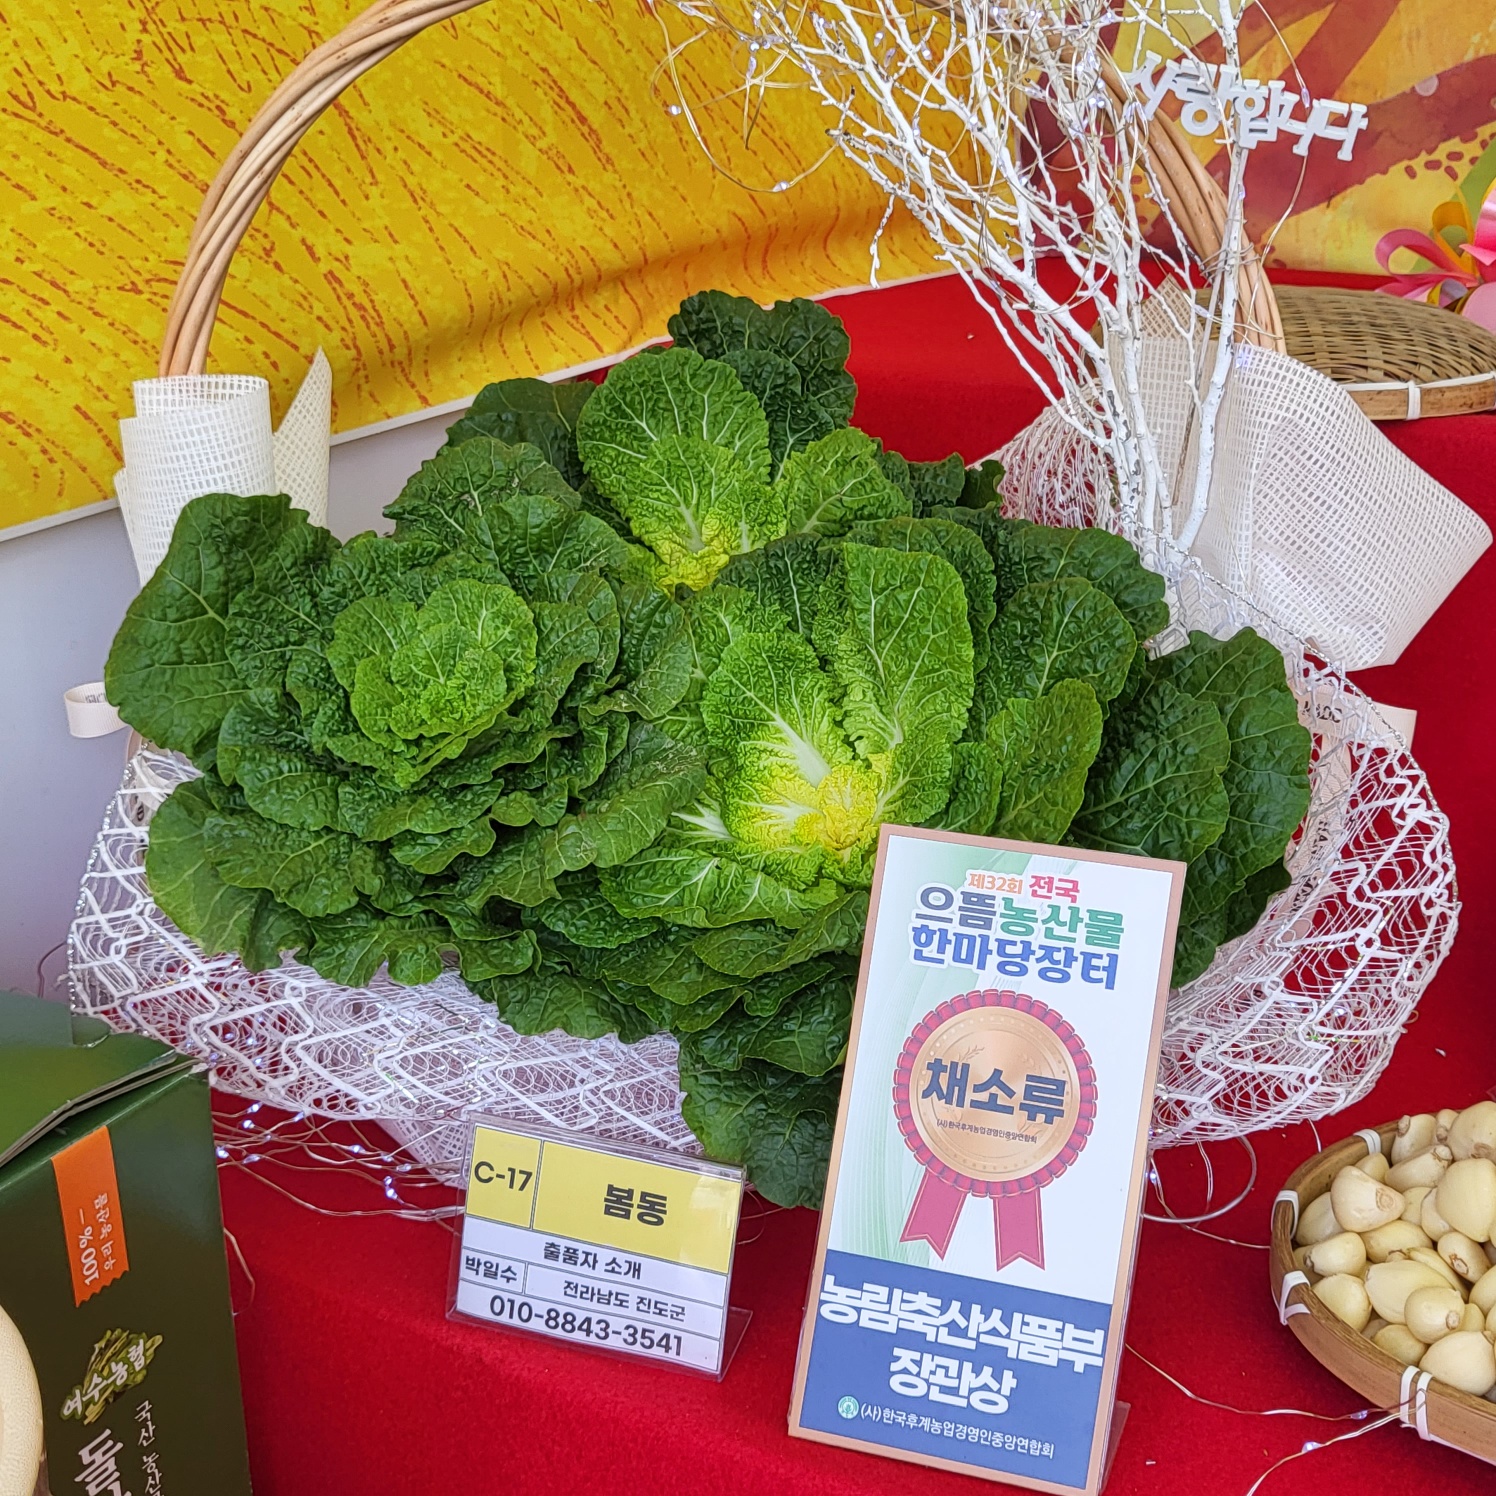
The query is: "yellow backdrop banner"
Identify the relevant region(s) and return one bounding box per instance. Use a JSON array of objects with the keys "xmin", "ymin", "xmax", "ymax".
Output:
[{"xmin": 0, "ymin": 1, "xmax": 938, "ymax": 533}]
